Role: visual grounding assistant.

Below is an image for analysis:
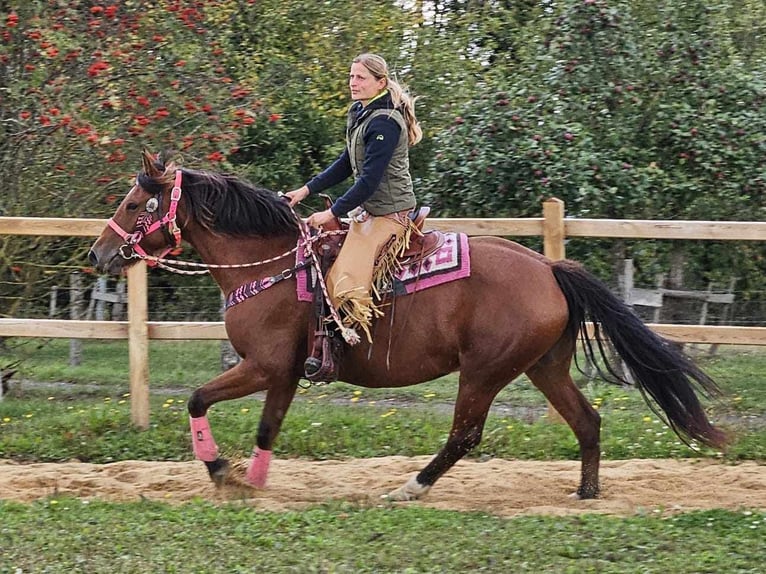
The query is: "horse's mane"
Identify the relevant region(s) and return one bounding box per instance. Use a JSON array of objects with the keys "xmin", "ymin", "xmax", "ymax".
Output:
[{"xmin": 138, "ymin": 162, "xmax": 298, "ymax": 237}]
